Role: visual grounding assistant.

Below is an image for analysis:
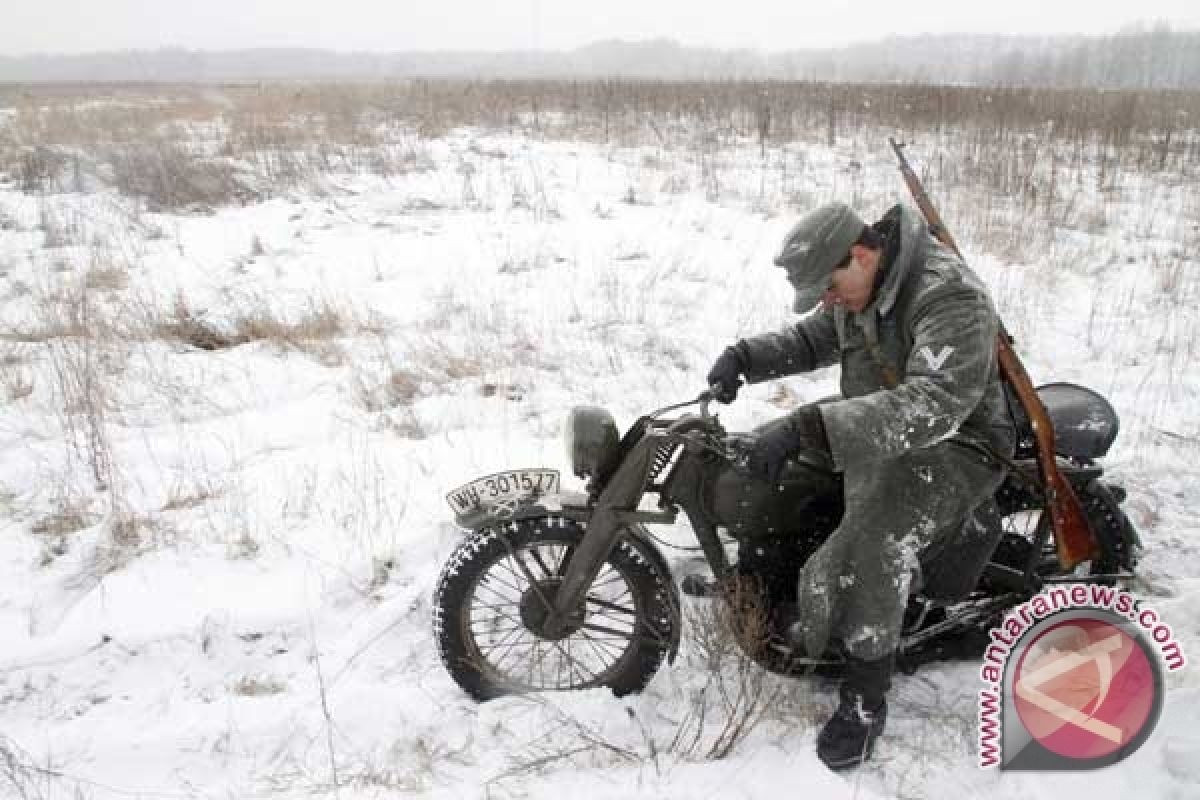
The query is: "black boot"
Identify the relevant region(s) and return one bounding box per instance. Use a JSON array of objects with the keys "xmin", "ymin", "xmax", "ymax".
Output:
[{"xmin": 816, "ymin": 654, "xmax": 892, "ymax": 770}]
